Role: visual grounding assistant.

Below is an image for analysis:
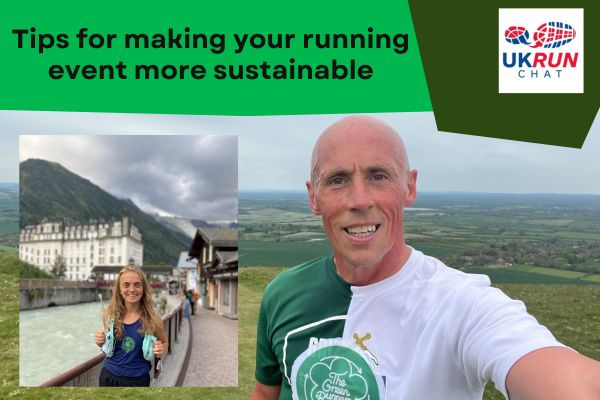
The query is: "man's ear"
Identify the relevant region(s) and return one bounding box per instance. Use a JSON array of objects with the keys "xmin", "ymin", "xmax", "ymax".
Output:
[
  {"xmin": 306, "ymin": 180, "xmax": 321, "ymax": 215},
  {"xmin": 404, "ymin": 169, "xmax": 418, "ymax": 207}
]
